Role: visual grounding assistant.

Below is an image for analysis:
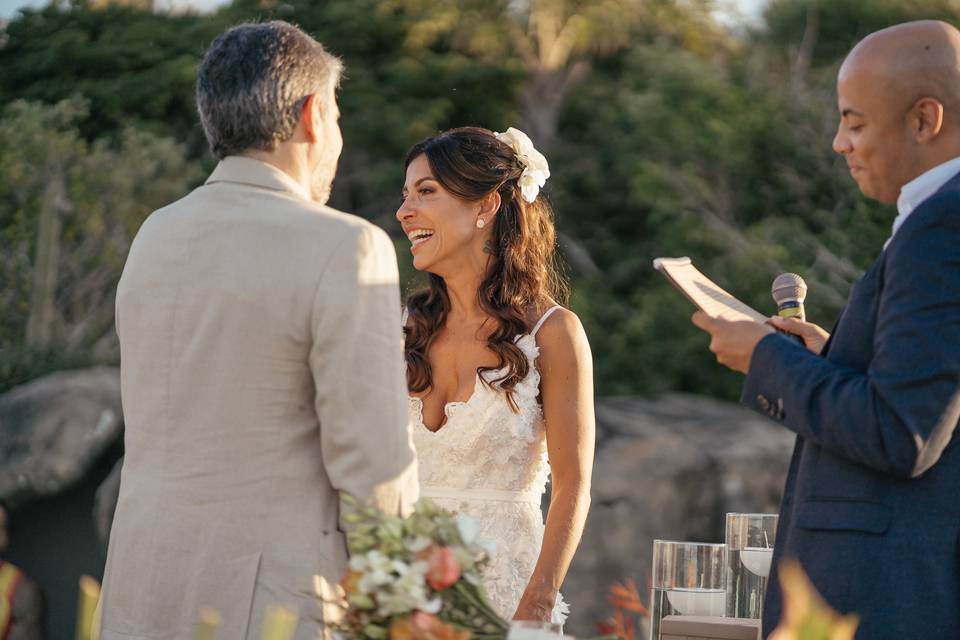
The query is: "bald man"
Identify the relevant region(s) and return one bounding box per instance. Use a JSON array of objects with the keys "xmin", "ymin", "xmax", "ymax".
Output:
[{"xmin": 692, "ymin": 21, "xmax": 960, "ymax": 639}]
